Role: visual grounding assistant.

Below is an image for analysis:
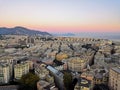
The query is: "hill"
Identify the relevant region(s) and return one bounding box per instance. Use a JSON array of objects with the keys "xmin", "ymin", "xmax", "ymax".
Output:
[{"xmin": 0, "ymin": 26, "xmax": 52, "ymax": 36}]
